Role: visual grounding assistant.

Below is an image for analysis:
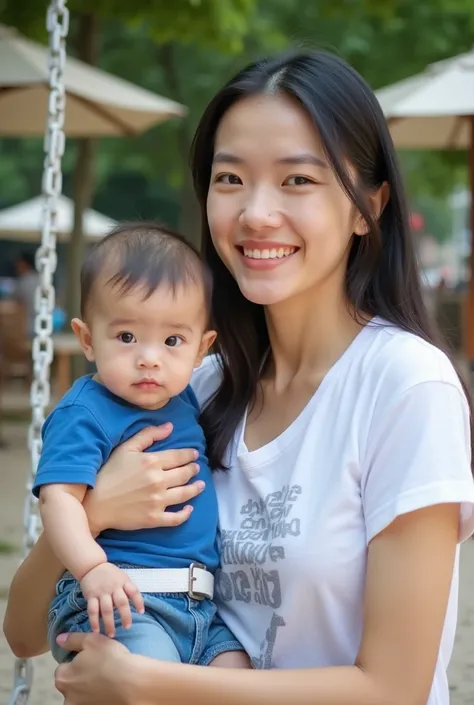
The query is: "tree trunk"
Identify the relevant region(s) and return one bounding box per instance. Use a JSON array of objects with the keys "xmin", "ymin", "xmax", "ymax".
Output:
[
  {"xmin": 66, "ymin": 139, "xmax": 96, "ymax": 320},
  {"xmin": 158, "ymin": 43, "xmax": 201, "ymax": 250},
  {"xmin": 67, "ymin": 13, "xmax": 99, "ymax": 379}
]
